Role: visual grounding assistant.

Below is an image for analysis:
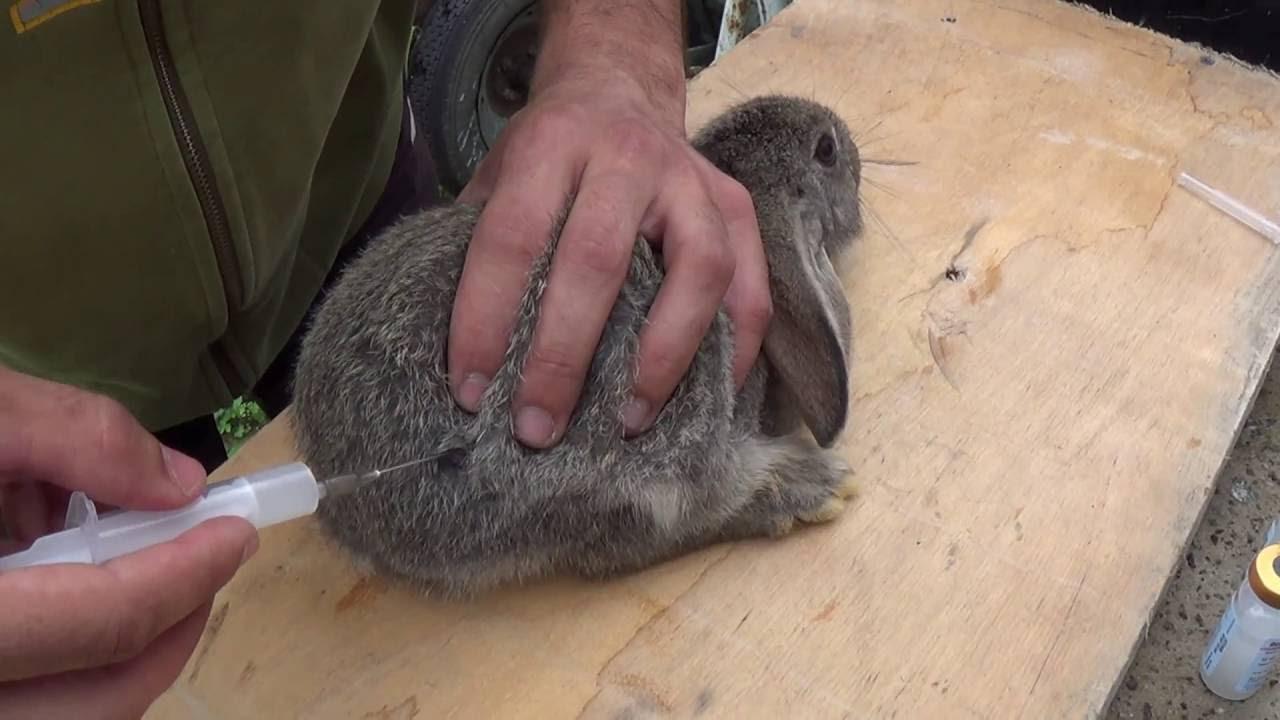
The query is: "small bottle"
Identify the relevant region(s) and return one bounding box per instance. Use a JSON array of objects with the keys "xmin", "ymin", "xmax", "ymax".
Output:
[{"xmin": 1201, "ymin": 543, "xmax": 1280, "ymax": 700}]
